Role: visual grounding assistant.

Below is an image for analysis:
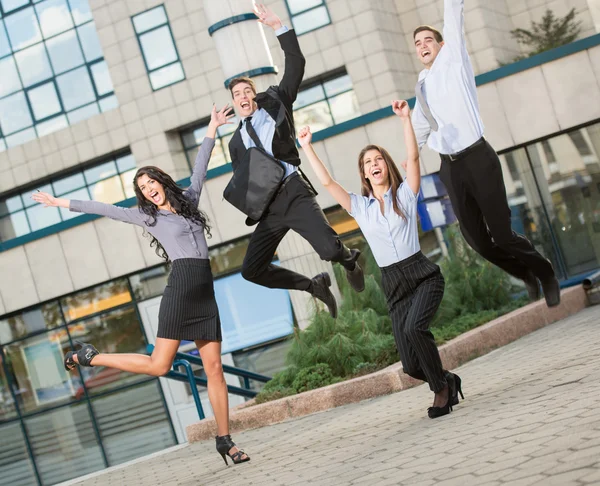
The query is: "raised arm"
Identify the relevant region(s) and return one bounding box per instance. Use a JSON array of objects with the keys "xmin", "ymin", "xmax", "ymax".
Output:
[
  {"xmin": 392, "ymin": 100, "xmax": 421, "ymax": 195},
  {"xmin": 255, "ymin": 3, "xmax": 305, "ymax": 105},
  {"xmin": 31, "ymin": 192, "xmax": 146, "ymax": 226},
  {"xmin": 297, "ymin": 127, "xmax": 351, "ymax": 213},
  {"xmin": 443, "ymin": 0, "xmax": 467, "ymax": 58},
  {"xmin": 186, "ymin": 104, "xmax": 233, "ymax": 203}
]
